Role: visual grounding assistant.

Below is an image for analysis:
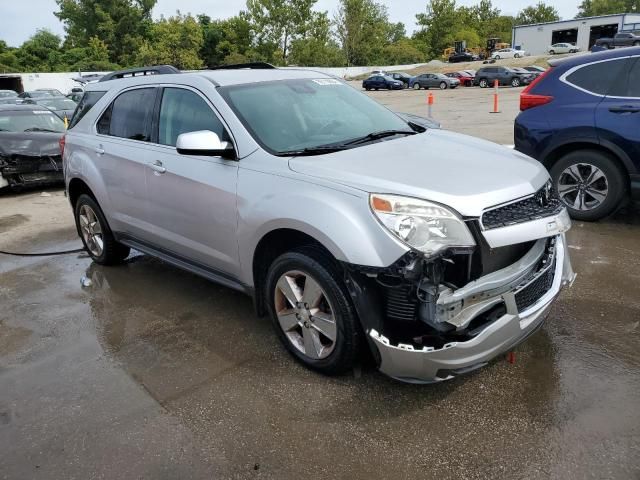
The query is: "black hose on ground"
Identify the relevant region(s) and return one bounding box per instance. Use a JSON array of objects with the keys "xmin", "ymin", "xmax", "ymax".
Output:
[{"xmin": 0, "ymin": 247, "xmax": 86, "ymax": 257}]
